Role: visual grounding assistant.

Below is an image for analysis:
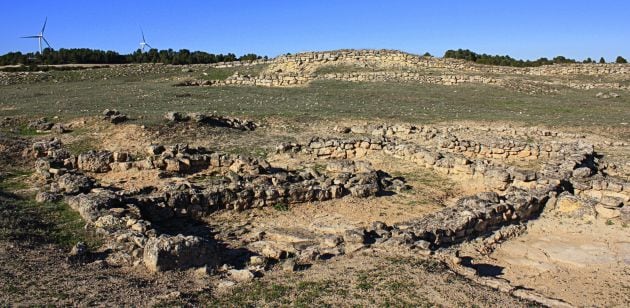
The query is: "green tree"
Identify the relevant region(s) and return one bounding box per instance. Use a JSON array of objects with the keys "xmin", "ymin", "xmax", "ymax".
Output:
[
  {"xmin": 599, "ymin": 57, "xmax": 606, "ymax": 64},
  {"xmin": 615, "ymin": 56, "xmax": 627, "ymax": 64}
]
